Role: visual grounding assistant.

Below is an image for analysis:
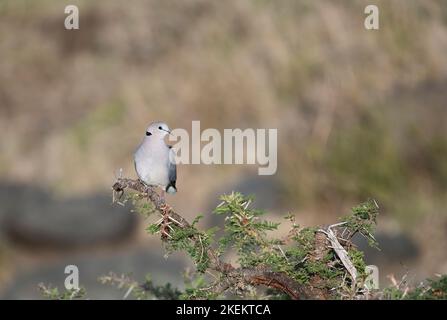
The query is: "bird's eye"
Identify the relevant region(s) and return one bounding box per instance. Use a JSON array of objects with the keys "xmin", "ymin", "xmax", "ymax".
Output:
[
  {"xmin": 158, "ymin": 126, "xmax": 163, "ymax": 130},
  {"xmin": 146, "ymin": 131, "xmax": 152, "ymax": 136}
]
